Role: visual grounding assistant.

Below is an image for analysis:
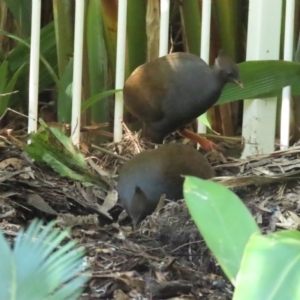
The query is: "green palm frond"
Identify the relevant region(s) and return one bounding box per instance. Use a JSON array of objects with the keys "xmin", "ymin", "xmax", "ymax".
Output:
[{"xmin": 0, "ymin": 219, "xmax": 90, "ymax": 300}]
